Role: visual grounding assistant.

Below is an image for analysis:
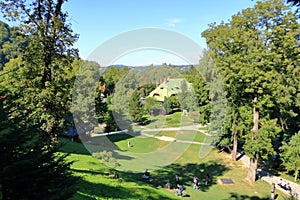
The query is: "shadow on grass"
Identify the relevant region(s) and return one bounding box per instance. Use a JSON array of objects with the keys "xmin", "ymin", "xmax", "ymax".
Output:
[
  {"xmin": 71, "ymin": 172, "xmax": 177, "ymax": 200},
  {"xmin": 60, "ymin": 140, "xmax": 91, "ymax": 155},
  {"xmin": 227, "ymin": 192, "xmax": 270, "ymax": 200},
  {"xmin": 141, "ymin": 118, "xmax": 157, "ymax": 126},
  {"xmin": 150, "ymin": 161, "xmax": 229, "ymax": 192}
]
